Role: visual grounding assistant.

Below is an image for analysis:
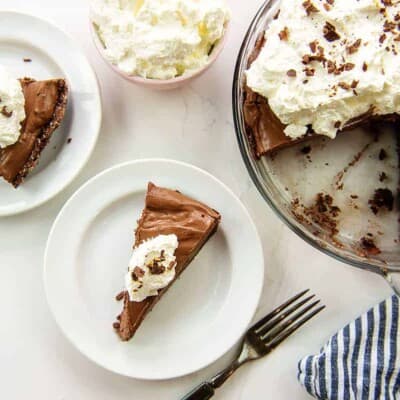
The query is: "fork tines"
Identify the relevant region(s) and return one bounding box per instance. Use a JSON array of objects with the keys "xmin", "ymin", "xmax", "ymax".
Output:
[{"xmin": 250, "ymin": 290, "xmax": 325, "ymax": 351}]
